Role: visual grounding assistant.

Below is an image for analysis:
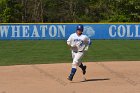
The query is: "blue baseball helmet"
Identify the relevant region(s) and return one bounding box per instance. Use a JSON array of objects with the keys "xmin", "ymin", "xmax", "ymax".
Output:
[{"xmin": 76, "ymin": 24, "xmax": 83, "ymax": 32}]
